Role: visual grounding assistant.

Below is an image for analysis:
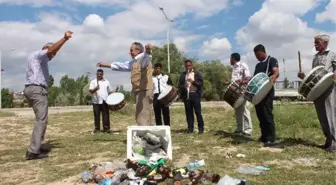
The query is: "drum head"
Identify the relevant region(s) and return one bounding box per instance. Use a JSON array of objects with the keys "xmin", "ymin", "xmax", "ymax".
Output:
[
  {"xmin": 106, "ymin": 92, "xmax": 125, "ymax": 105},
  {"xmin": 252, "ymin": 81, "xmax": 273, "ymax": 105},
  {"xmin": 298, "ymin": 66, "xmax": 324, "ymax": 92},
  {"xmin": 306, "ymin": 72, "xmax": 334, "ymax": 101},
  {"xmin": 158, "ymin": 86, "xmax": 172, "ymax": 100}
]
